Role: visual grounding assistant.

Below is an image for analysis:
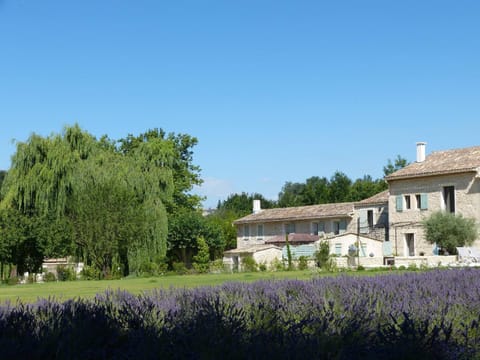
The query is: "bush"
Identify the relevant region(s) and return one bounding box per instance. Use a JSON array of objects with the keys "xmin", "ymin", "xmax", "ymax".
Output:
[
  {"xmin": 137, "ymin": 261, "xmax": 168, "ymax": 277},
  {"xmin": 315, "ymin": 241, "xmax": 330, "ymax": 269},
  {"xmin": 172, "ymin": 262, "xmax": 188, "ymax": 275},
  {"xmin": 193, "ymin": 237, "xmax": 210, "ymax": 273},
  {"xmin": 57, "ymin": 265, "xmax": 76, "ymax": 281},
  {"xmin": 270, "ymin": 258, "xmax": 285, "ymax": 271},
  {"xmin": 80, "ymin": 265, "xmax": 101, "ymax": 280},
  {"xmin": 44, "ymin": 272, "xmax": 57, "ymax": 282},
  {"xmin": 241, "ymin": 255, "xmax": 257, "ymax": 272},
  {"xmin": 258, "ymin": 262, "xmax": 267, "ymax": 272},
  {"xmin": 298, "ymin": 256, "xmax": 309, "ymax": 270},
  {"xmin": 209, "ymin": 259, "xmax": 226, "ymax": 273}
]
